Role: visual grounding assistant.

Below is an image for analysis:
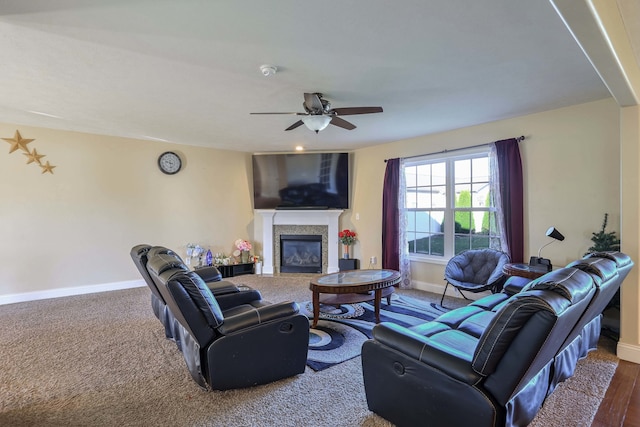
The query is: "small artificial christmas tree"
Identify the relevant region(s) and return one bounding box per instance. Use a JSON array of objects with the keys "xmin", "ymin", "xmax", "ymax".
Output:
[{"xmin": 585, "ymin": 213, "xmax": 620, "ymax": 255}]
